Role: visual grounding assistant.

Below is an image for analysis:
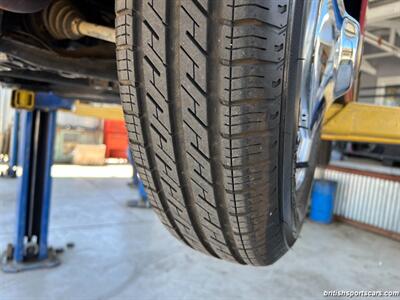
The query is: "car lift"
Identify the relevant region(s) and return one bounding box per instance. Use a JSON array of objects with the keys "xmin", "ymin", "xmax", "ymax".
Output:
[
  {"xmin": 1, "ymin": 91, "xmax": 72, "ymax": 272},
  {"xmin": 322, "ymin": 102, "xmax": 400, "ymax": 145},
  {"xmin": 1, "ymin": 90, "xmax": 147, "ymax": 272}
]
